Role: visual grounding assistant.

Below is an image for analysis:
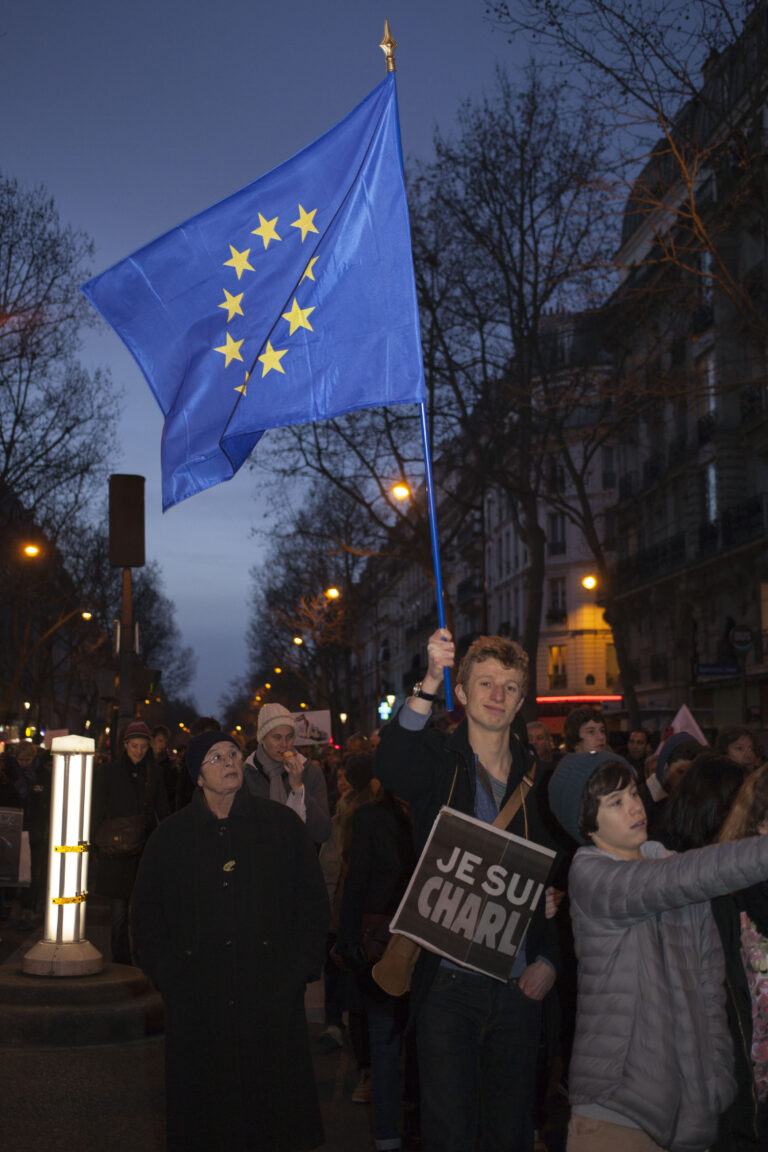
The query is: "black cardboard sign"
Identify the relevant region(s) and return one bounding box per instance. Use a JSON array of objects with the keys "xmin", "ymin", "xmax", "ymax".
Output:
[{"xmin": 390, "ymin": 807, "xmax": 555, "ymax": 981}]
